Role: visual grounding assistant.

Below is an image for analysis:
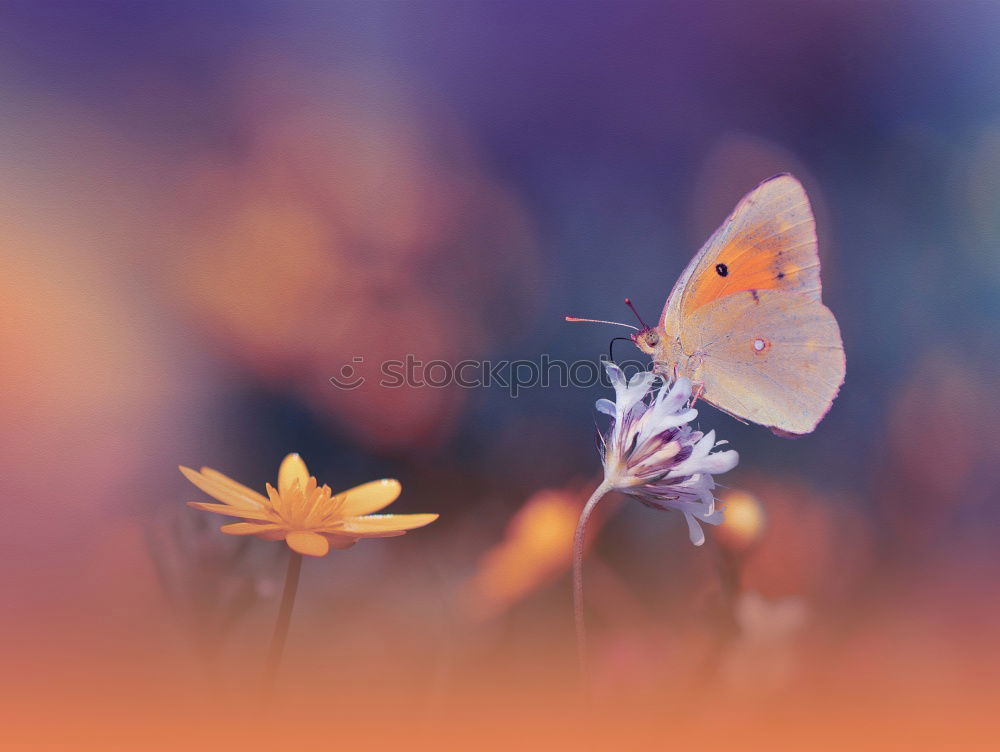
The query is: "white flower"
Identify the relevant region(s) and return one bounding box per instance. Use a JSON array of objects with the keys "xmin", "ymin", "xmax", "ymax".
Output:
[{"xmin": 597, "ymin": 361, "xmax": 739, "ymax": 545}]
